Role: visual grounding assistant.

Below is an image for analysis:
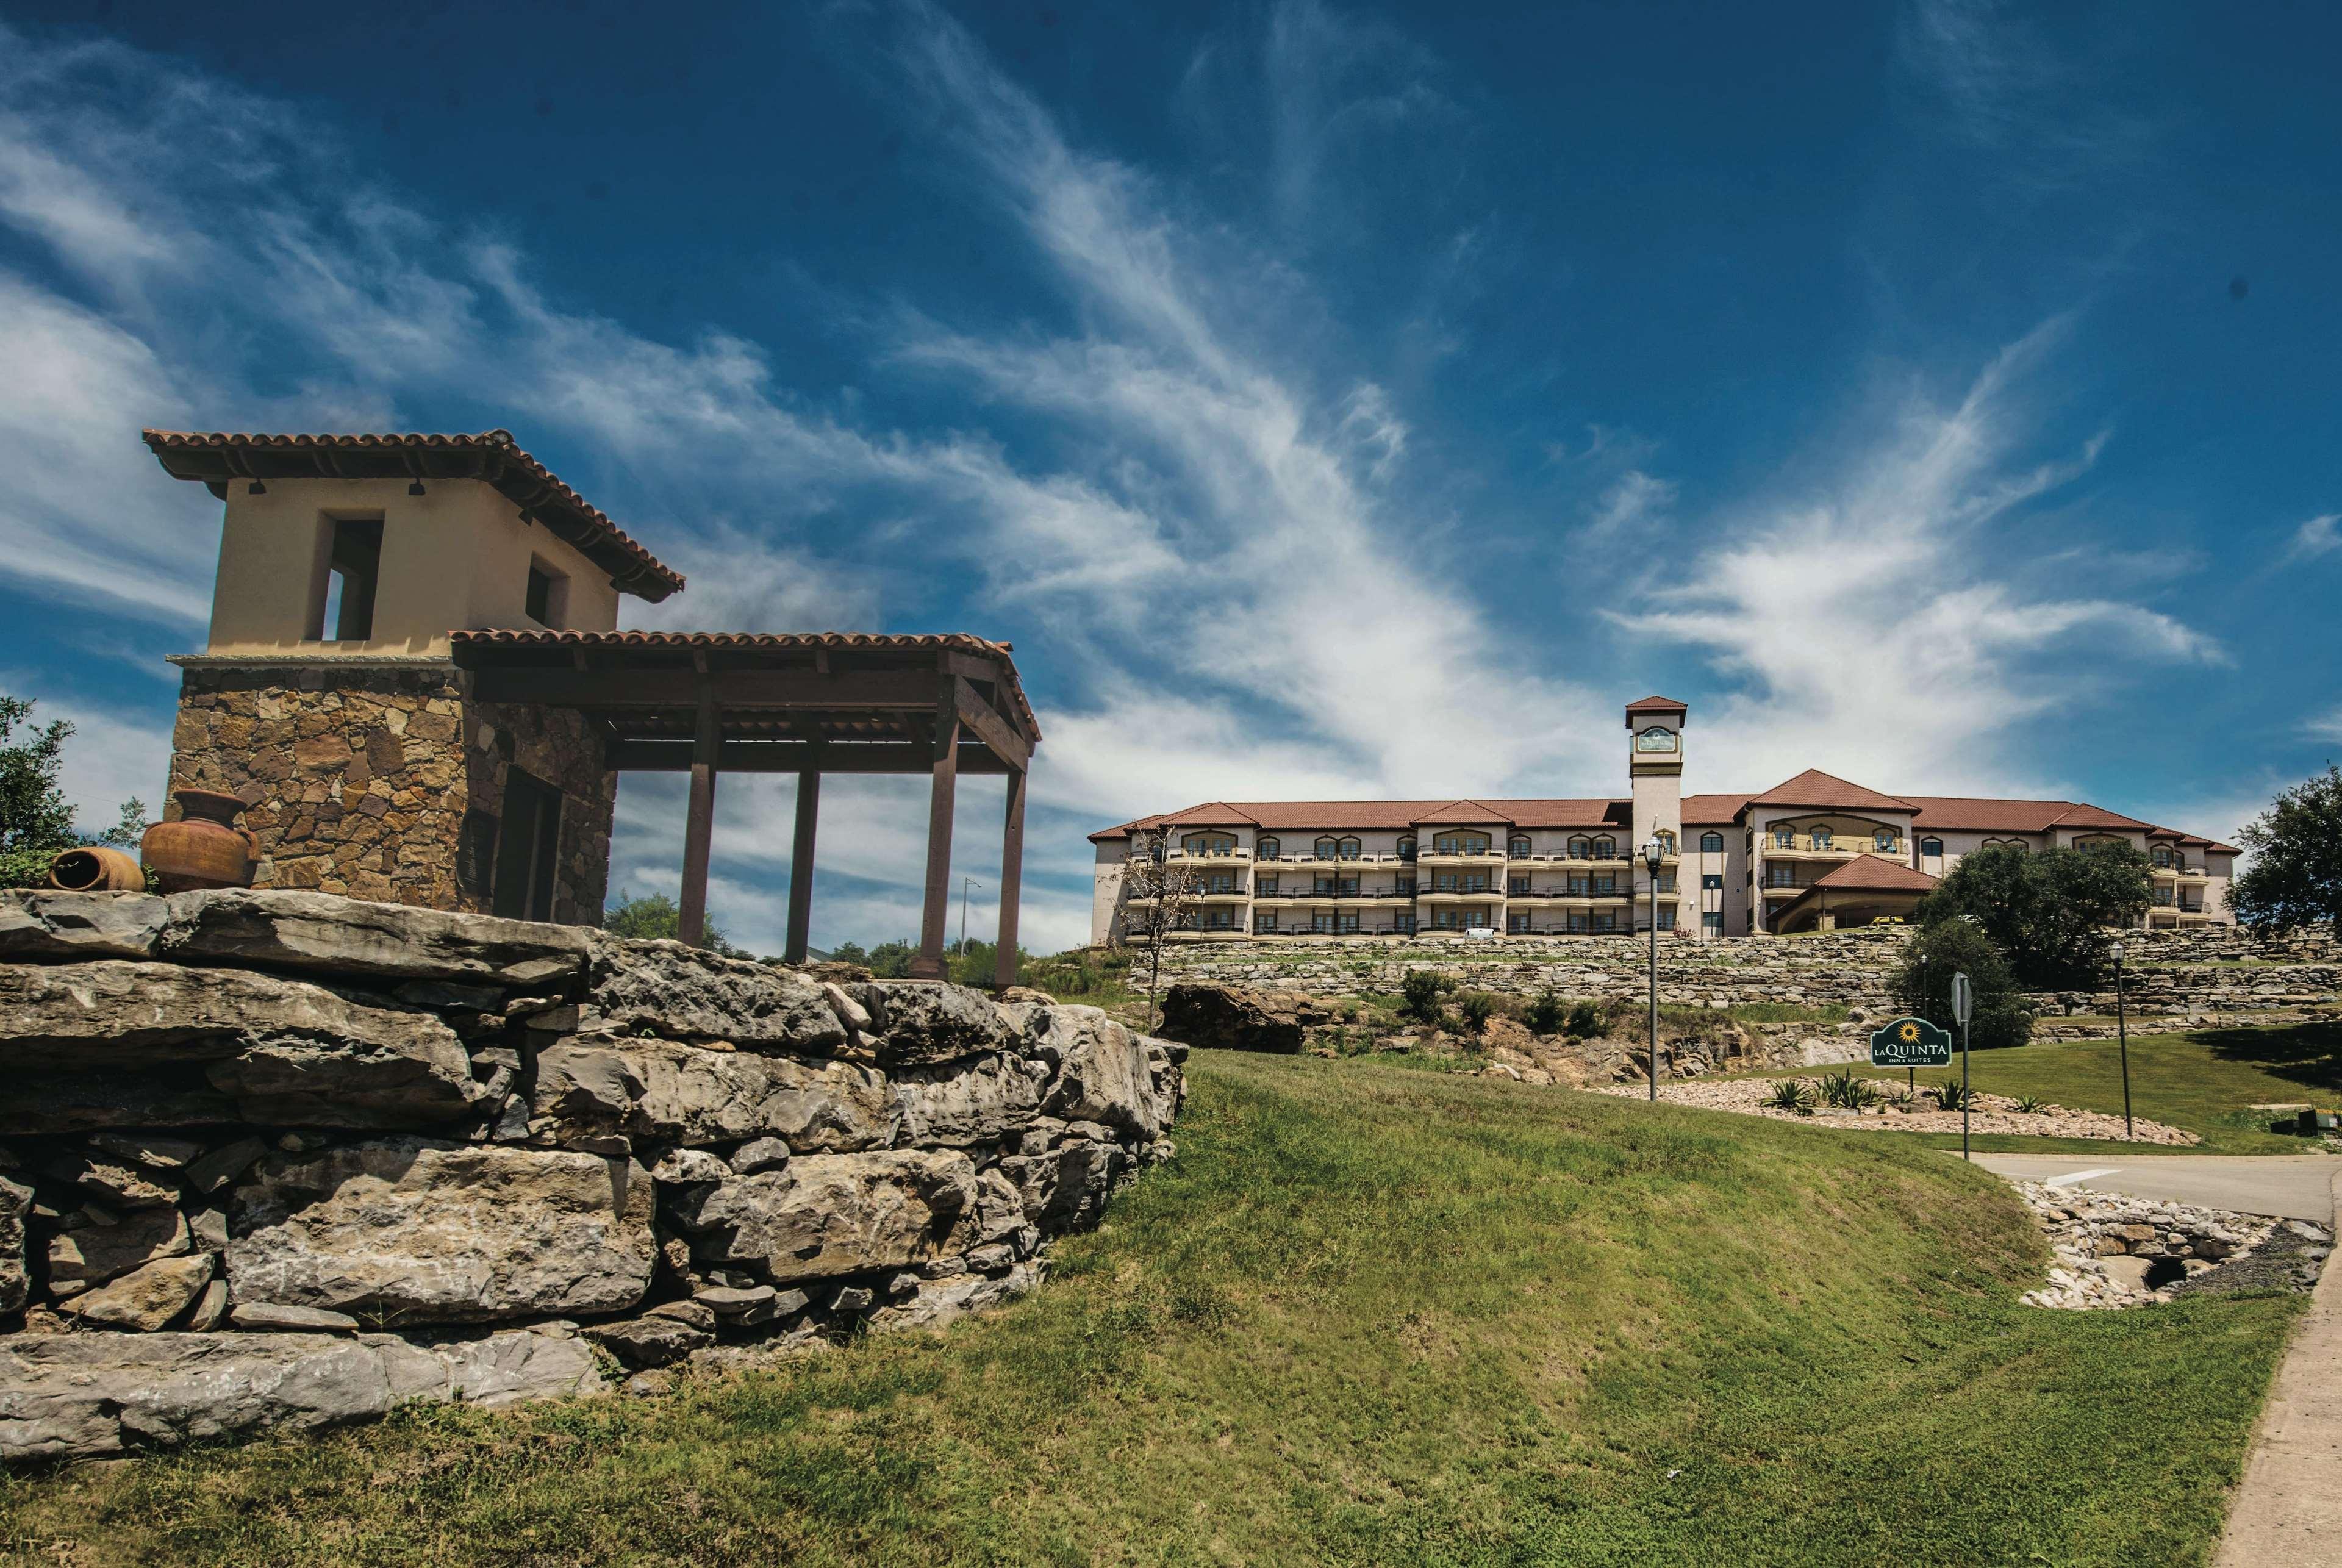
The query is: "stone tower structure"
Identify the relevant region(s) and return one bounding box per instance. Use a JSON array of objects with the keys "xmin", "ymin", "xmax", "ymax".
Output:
[
  {"xmin": 145, "ymin": 429, "xmax": 685, "ymax": 924},
  {"xmin": 1625, "ymin": 695, "xmax": 1686, "ymax": 931}
]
